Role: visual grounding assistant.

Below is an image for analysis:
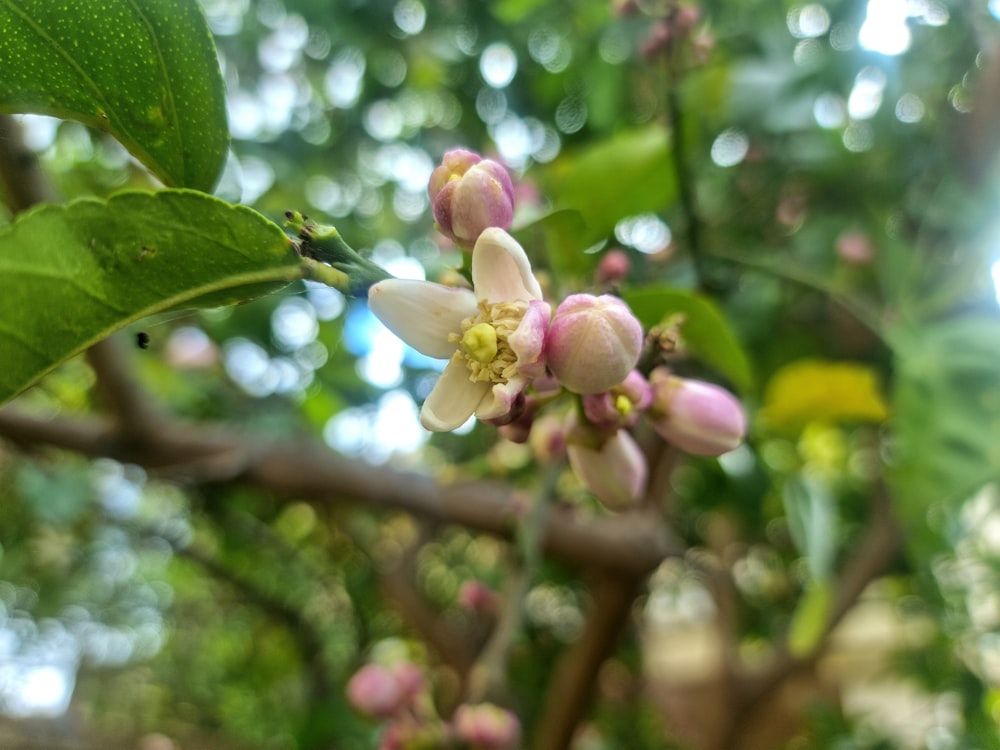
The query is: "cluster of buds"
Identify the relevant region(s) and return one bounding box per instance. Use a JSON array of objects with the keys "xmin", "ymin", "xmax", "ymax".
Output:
[
  {"xmin": 346, "ymin": 660, "xmax": 520, "ymax": 750},
  {"xmin": 367, "ymin": 147, "xmax": 747, "ymax": 510}
]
